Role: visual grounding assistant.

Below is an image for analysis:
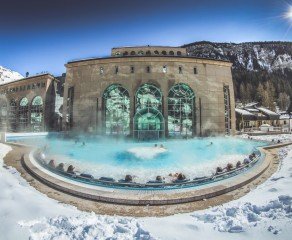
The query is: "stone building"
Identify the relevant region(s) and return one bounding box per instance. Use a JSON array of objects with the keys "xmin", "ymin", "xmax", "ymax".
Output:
[
  {"xmin": 63, "ymin": 46, "xmax": 235, "ymax": 139},
  {"xmin": 0, "ymin": 74, "xmax": 62, "ymax": 132}
]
